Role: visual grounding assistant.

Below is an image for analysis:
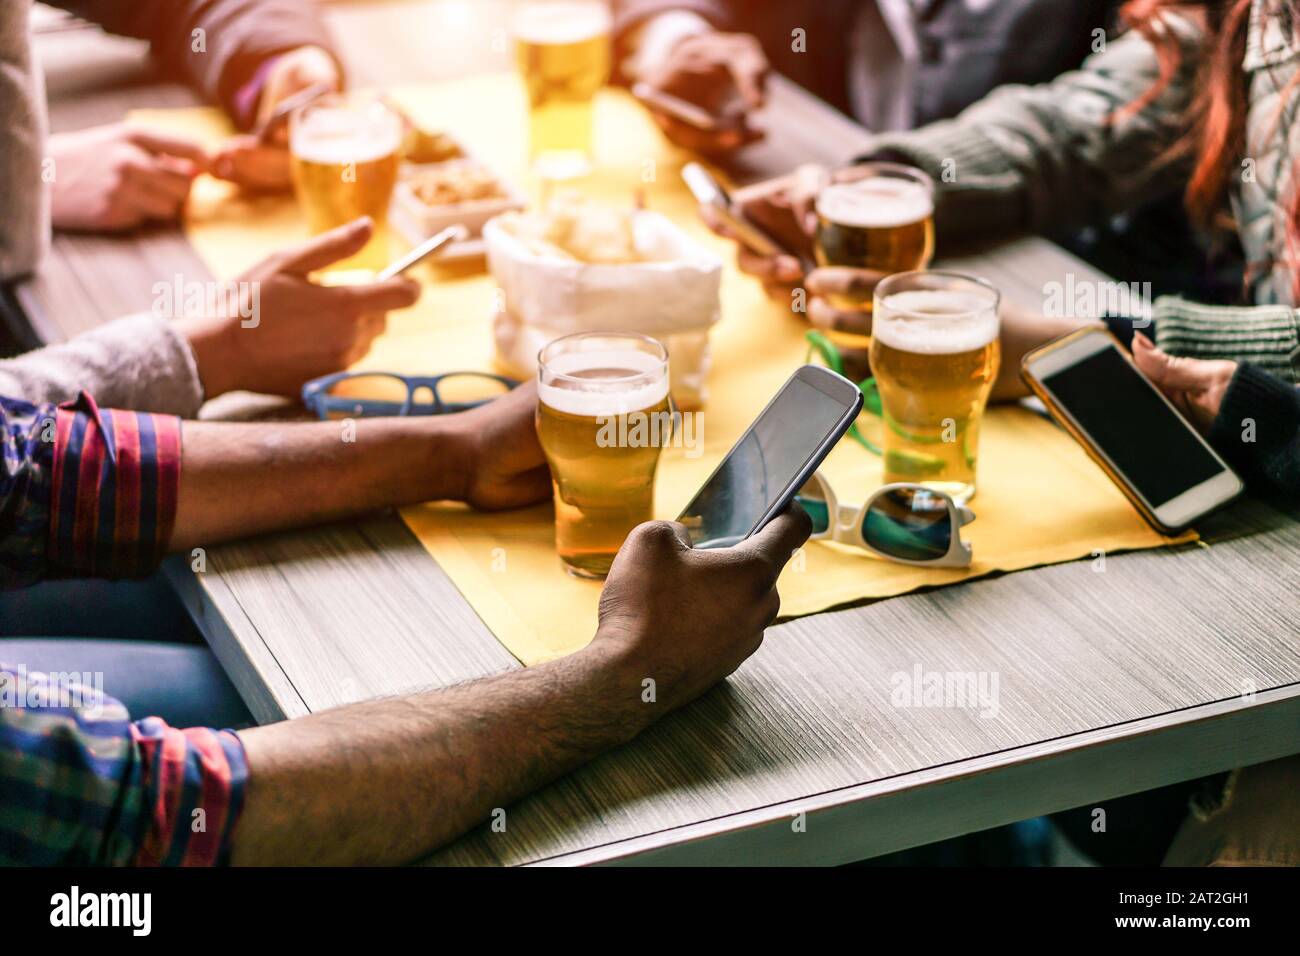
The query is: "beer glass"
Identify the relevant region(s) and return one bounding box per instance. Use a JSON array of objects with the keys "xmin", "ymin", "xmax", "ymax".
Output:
[
  {"xmin": 289, "ymin": 93, "xmax": 403, "ymax": 272},
  {"xmin": 537, "ymin": 332, "xmax": 672, "ymax": 578},
  {"xmin": 512, "ymin": 0, "xmax": 612, "ymax": 180},
  {"xmin": 870, "ymin": 271, "xmax": 1000, "ymax": 505},
  {"xmin": 813, "ymin": 162, "xmax": 935, "ymax": 316}
]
